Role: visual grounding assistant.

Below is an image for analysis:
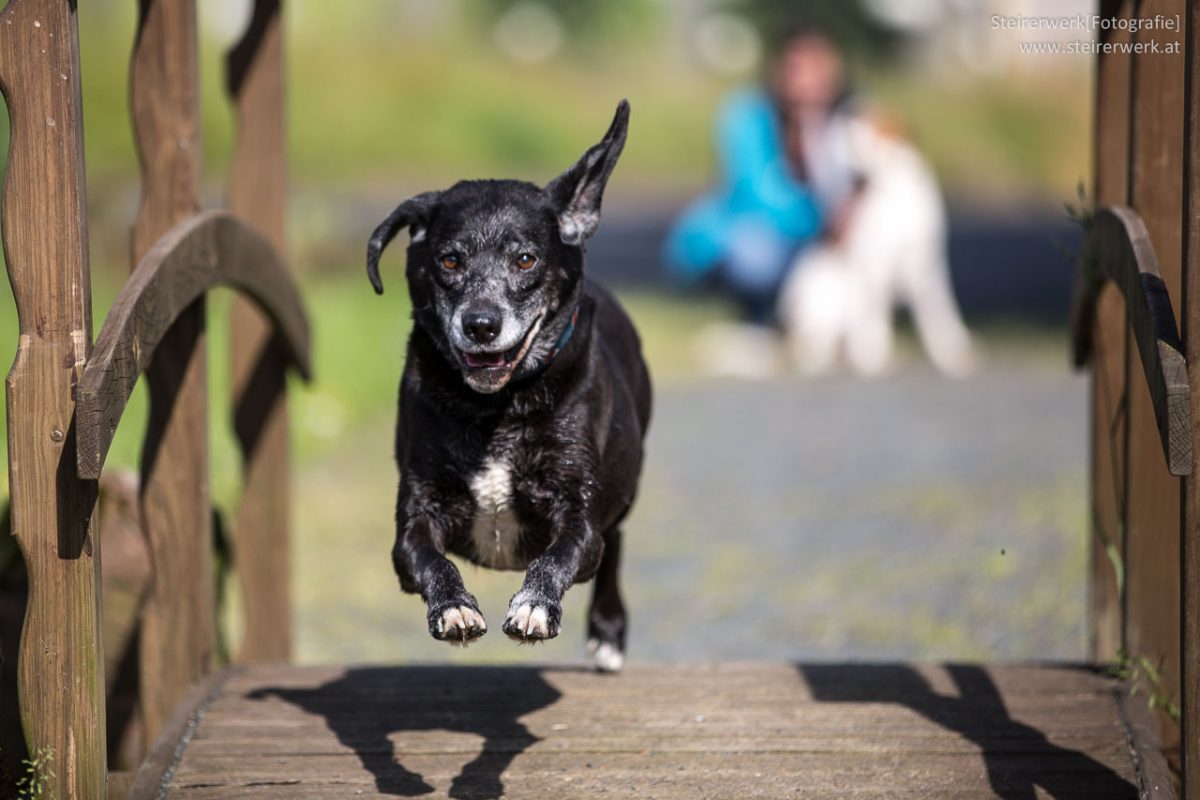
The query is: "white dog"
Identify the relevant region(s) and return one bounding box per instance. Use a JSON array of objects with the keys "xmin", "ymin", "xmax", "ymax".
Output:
[{"xmin": 778, "ymin": 116, "xmax": 976, "ymax": 377}]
